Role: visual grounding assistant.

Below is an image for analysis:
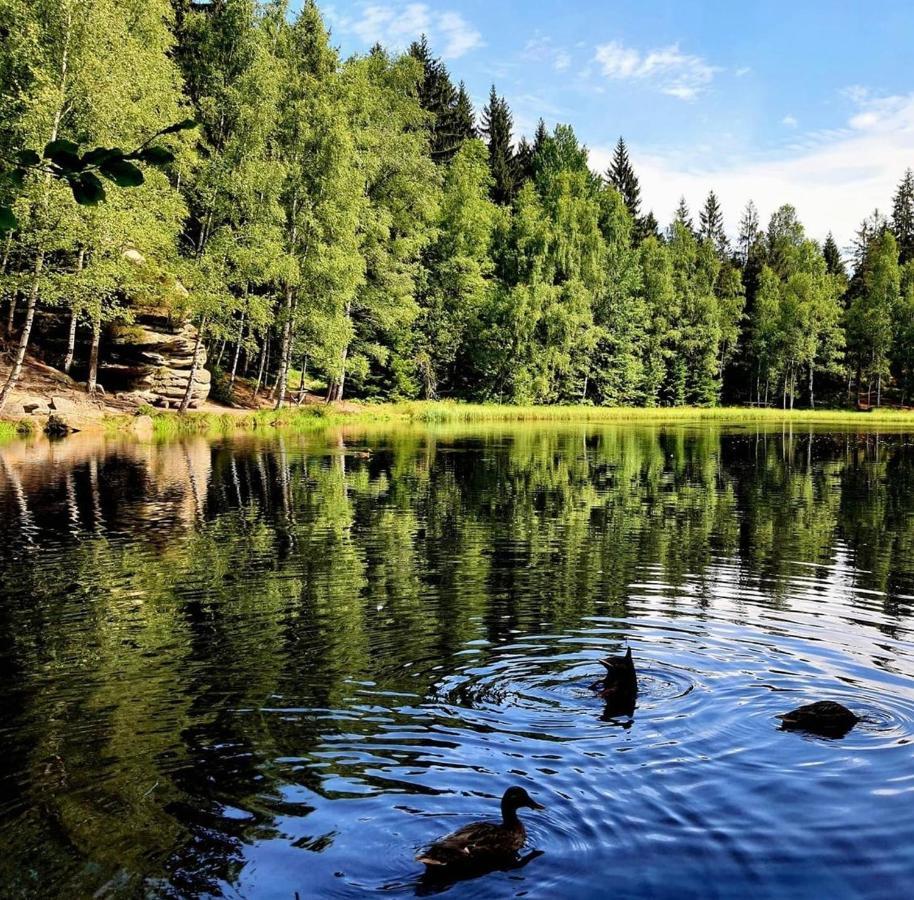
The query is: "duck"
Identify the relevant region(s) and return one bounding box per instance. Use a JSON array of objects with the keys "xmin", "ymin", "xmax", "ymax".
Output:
[
  {"xmin": 416, "ymin": 787, "xmax": 544, "ymax": 869},
  {"xmin": 777, "ymin": 700, "xmax": 860, "ymax": 738},
  {"xmin": 592, "ymin": 647, "xmax": 638, "ymax": 707}
]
